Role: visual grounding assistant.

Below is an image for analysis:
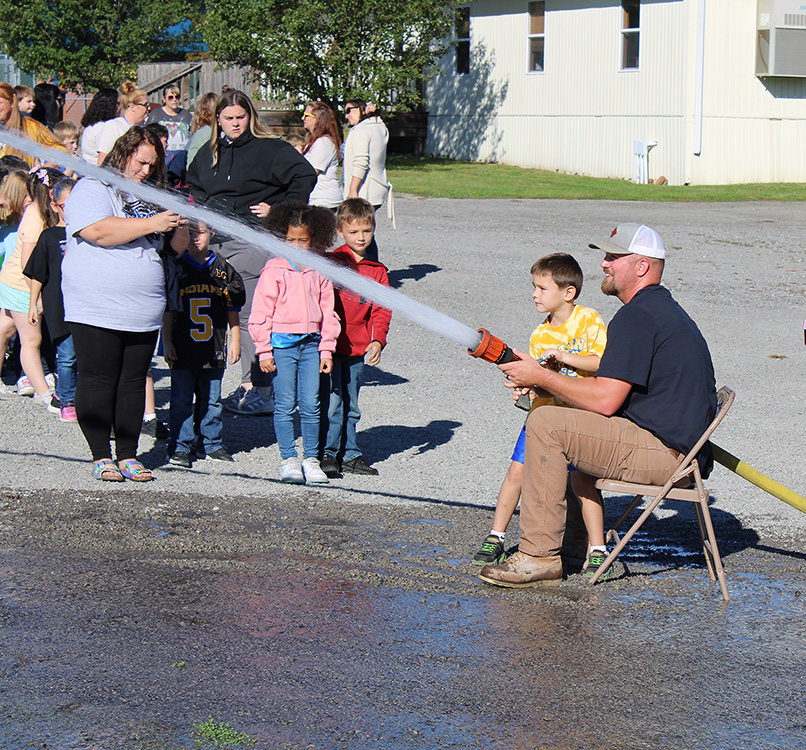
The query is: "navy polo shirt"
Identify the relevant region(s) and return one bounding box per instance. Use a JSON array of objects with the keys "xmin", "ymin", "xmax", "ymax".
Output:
[{"xmin": 596, "ymin": 284, "xmax": 717, "ymax": 477}]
